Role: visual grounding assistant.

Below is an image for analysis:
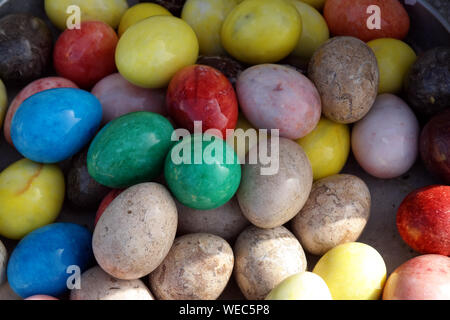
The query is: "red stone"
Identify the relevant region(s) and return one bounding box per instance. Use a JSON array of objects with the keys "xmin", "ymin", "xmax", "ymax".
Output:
[
  {"xmin": 166, "ymin": 65, "xmax": 238, "ymax": 138},
  {"xmin": 397, "ymin": 185, "xmax": 450, "ymax": 256},
  {"xmin": 420, "ymin": 109, "xmax": 450, "ymax": 184},
  {"xmin": 324, "ymin": 0, "xmax": 410, "ymax": 42},
  {"xmin": 95, "ymin": 189, "xmax": 124, "ymax": 226},
  {"xmin": 53, "ymin": 21, "xmax": 118, "ymax": 89}
]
